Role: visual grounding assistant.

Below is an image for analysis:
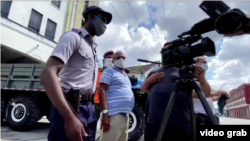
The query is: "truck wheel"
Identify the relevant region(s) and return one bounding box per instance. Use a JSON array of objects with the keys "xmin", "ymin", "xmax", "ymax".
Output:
[
  {"xmin": 5, "ymin": 95, "xmax": 40, "ymax": 131},
  {"xmin": 1, "ymin": 97, "xmax": 7, "ymax": 122},
  {"xmin": 128, "ymin": 103, "xmax": 145, "ymax": 141}
]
